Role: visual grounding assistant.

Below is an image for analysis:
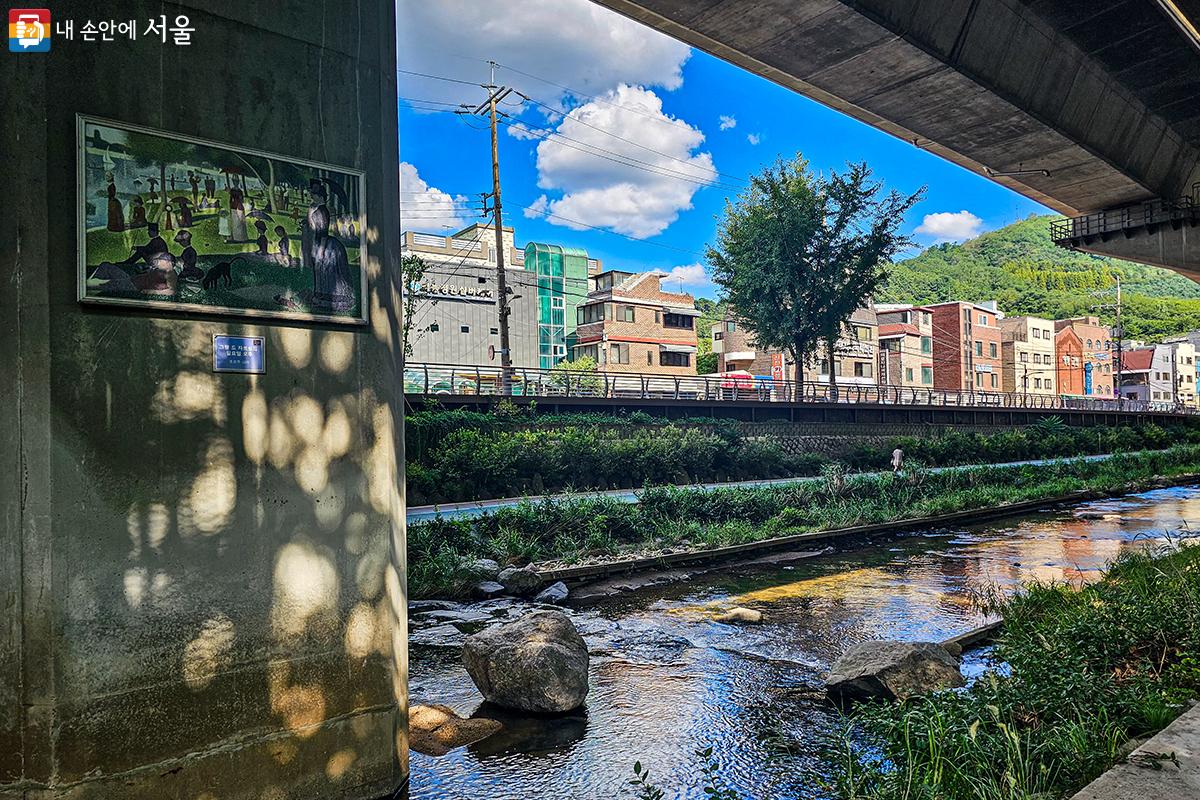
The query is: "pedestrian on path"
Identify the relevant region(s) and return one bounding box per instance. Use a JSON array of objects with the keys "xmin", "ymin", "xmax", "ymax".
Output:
[{"xmin": 891, "ymin": 446, "xmax": 904, "ymax": 474}]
